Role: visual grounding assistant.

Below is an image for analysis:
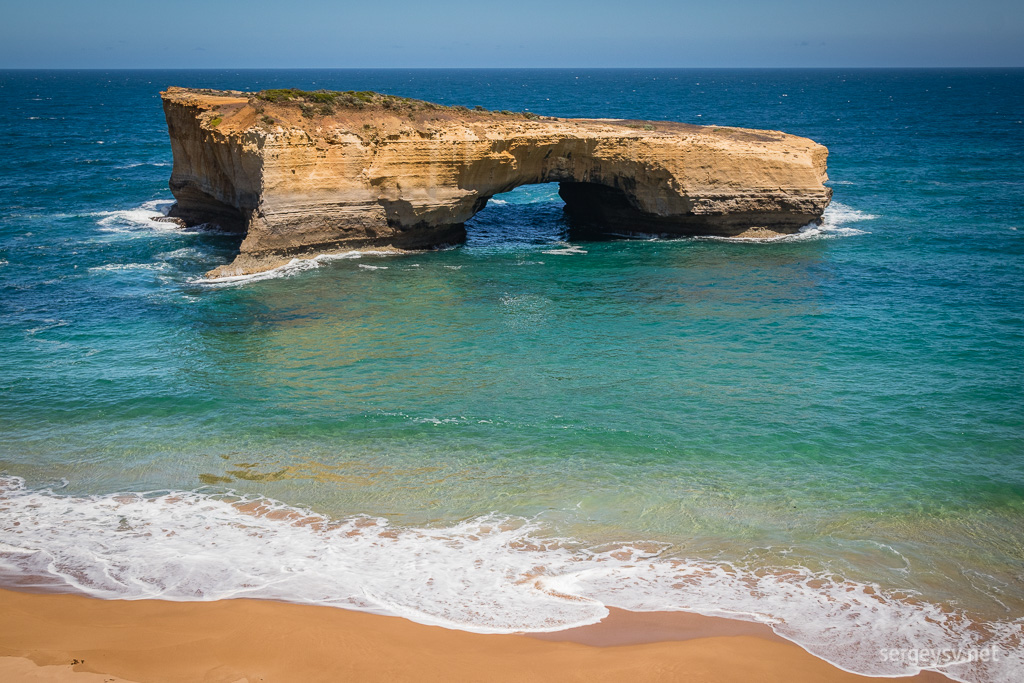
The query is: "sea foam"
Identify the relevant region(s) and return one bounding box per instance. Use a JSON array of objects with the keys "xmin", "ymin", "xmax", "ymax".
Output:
[
  {"xmin": 88, "ymin": 262, "xmax": 171, "ymax": 273},
  {"xmin": 199, "ymin": 250, "xmax": 404, "ymax": 287},
  {"xmin": 695, "ymin": 201, "xmax": 874, "ymax": 244},
  {"xmin": 0, "ymin": 477, "xmax": 1018, "ymax": 683},
  {"xmin": 91, "ymin": 200, "xmax": 234, "ymax": 238},
  {"xmin": 541, "ymin": 243, "xmax": 588, "ymax": 255},
  {"xmin": 93, "ymin": 200, "xmax": 175, "ymax": 234}
]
